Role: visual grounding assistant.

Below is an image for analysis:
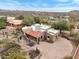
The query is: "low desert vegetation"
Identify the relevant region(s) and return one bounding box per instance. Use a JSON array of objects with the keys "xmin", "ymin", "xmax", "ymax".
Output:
[
  {"xmin": 0, "ymin": 19, "xmax": 7, "ymax": 29},
  {"xmin": 29, "ymin": 48, "xmax": 40, "ymax": 59},
  {"xmin": 63, "ymin": 56, "xmax": 72, "ymax": 59},
  {"xmin": 0, "ymin": 39, "xmax": 26, "ymax": 59}
]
